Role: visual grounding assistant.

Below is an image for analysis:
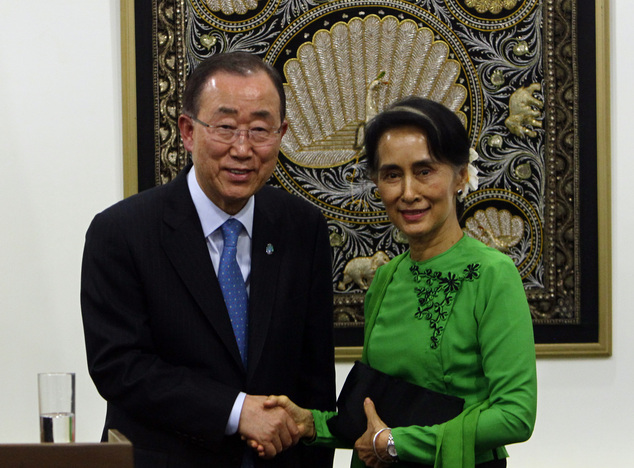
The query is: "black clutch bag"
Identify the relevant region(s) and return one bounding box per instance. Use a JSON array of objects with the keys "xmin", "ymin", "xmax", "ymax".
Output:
[{"xmin": 327, "ymin": 361, "xmax": 465, "ymax": 443}]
